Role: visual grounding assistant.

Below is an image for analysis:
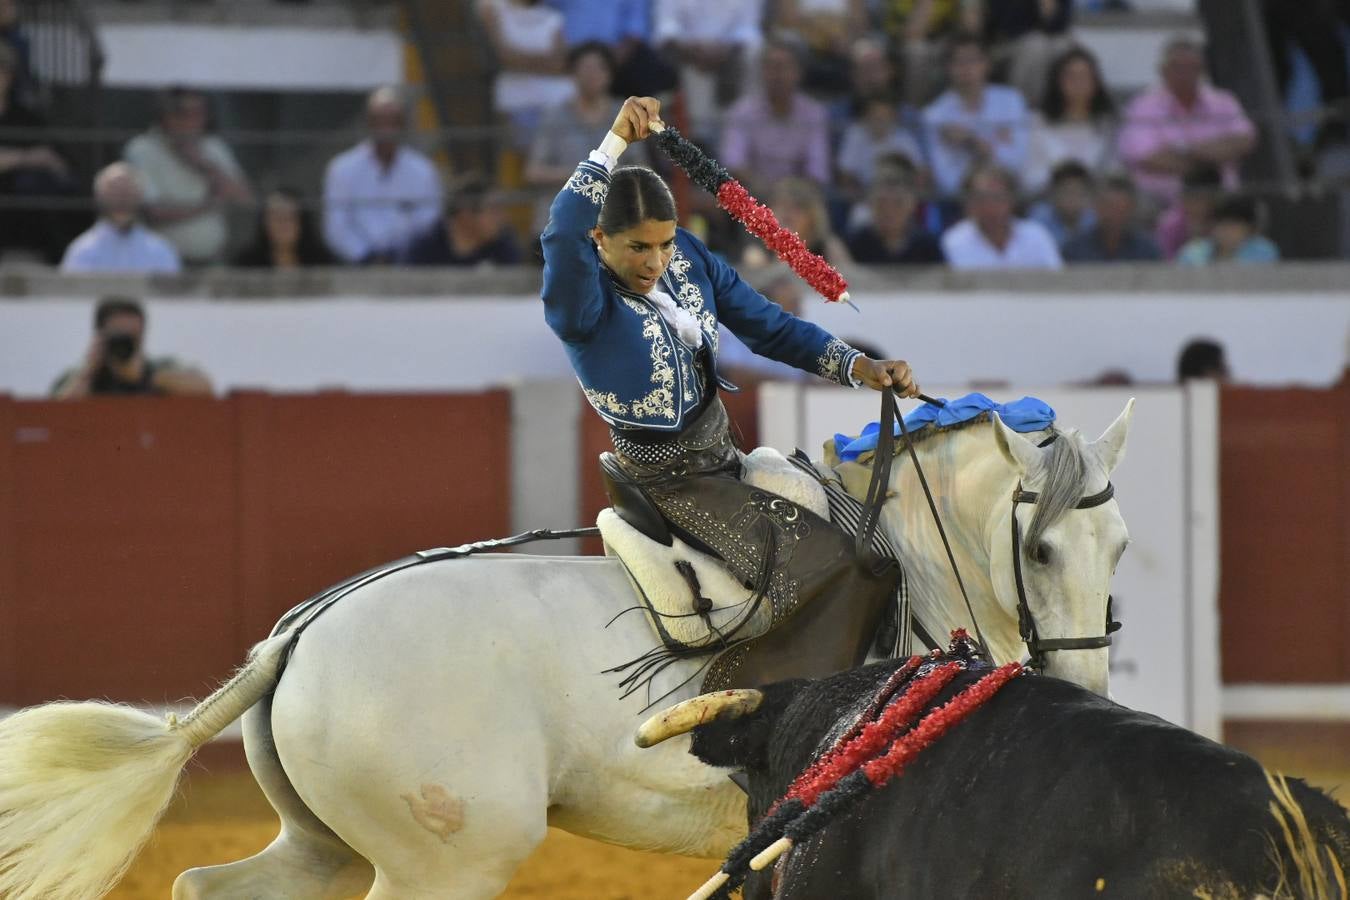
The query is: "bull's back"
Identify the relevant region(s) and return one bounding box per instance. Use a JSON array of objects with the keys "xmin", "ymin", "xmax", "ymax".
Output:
[{"xmin": 760, "ymin": 670, "xmax": 1350, "ymax": 899}]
